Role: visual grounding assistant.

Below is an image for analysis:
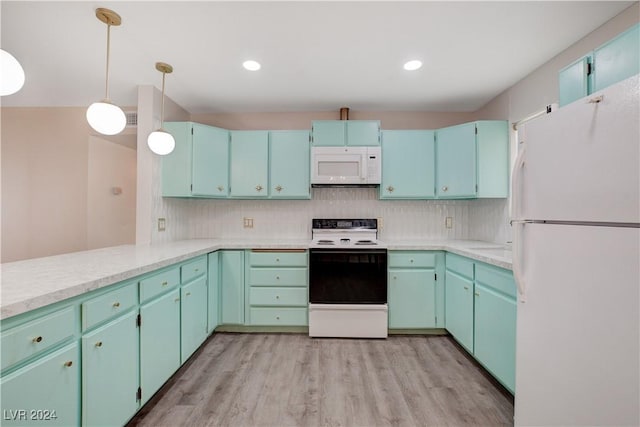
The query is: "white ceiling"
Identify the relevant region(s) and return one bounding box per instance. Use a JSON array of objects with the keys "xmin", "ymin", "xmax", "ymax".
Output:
[{"xmin": 0, "ymin": 1, "xmax": 634, "ymax": 113}]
